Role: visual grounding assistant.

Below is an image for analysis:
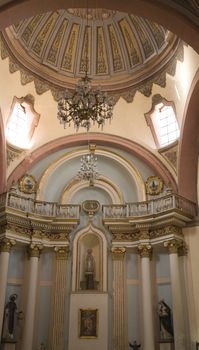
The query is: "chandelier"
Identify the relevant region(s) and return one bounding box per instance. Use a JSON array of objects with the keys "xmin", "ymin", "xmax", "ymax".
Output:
[
  {"xmin": 77, "ymin": 144, "xmax": 99, "ymax": 186},
  {"xmin": 57, "ymin": 8, "xmax": 114, "ymax": 131},
  {"xmin": 57, "ymin": 74, "xmax": 114, "ymax": 131}
]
